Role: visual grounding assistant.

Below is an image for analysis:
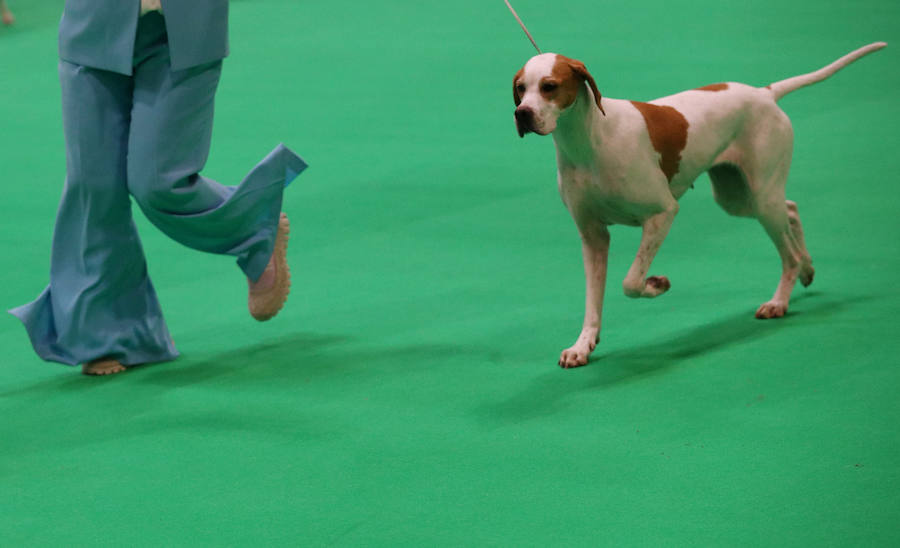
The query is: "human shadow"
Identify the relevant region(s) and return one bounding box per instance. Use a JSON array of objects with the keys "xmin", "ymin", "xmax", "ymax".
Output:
[
  {"xmin": 132, "ymin": 332, "xmax": 486, "ymax": 389},
  {"xmin": 3, "ymin": 331, "xmax": 486, "ymax": 458},
  {"xmin": 131, "ymin": 331, "xmax": 352, "ymax": 387},
  {"xmin": 0, "ymin": 331, "xmax": 348, "ymax": 399},
  {"xmin": 478, "ymin": 291, "xmax": 870, "ymax": 423}
]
